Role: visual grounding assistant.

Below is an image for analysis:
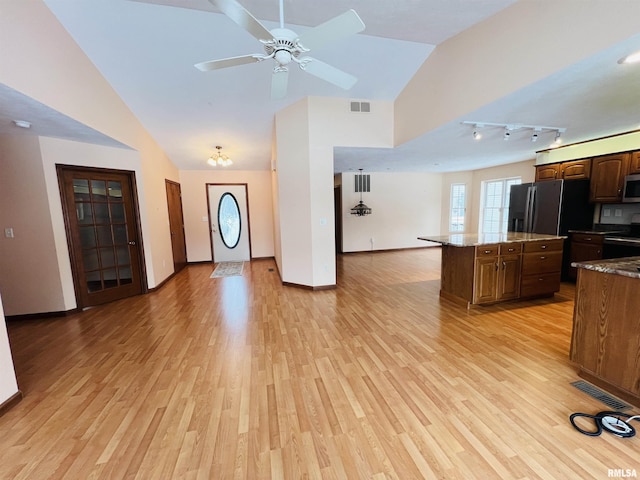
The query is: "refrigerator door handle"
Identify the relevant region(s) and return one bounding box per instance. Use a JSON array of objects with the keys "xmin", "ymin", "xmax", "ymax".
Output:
[
  {"xmin": 524, "ymin": 186, "xmax": 533, "ymax": 232},
  {"xmin": 528, "ymin": 186, "xmax": 537, "ymax": 232}
]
